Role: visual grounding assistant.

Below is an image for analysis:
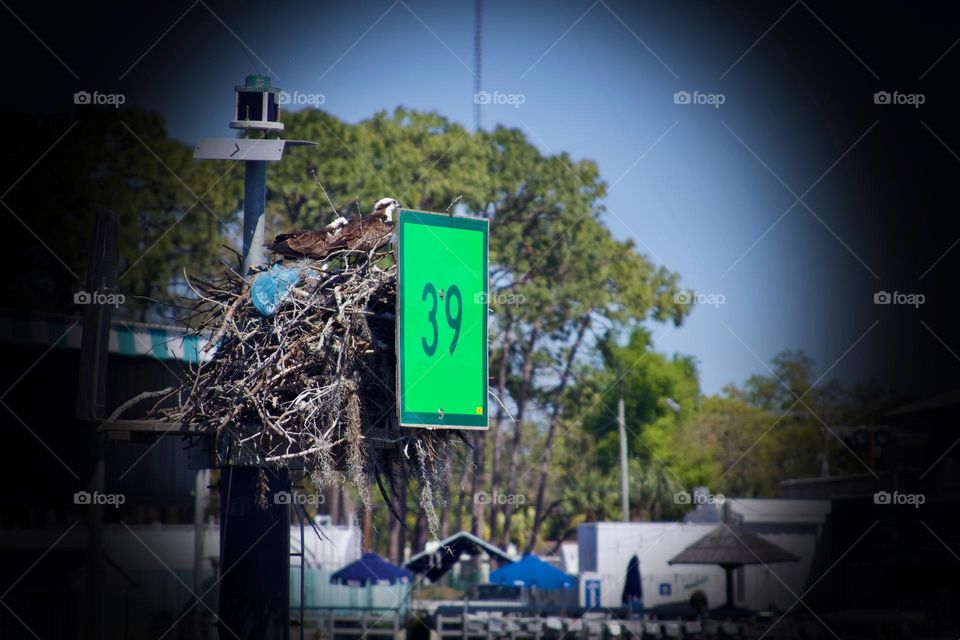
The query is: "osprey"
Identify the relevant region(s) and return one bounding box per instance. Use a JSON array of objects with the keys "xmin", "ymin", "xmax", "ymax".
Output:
[{"xmin": 269, "ymin": 198, "xmax": 399, "ymax": 260}]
